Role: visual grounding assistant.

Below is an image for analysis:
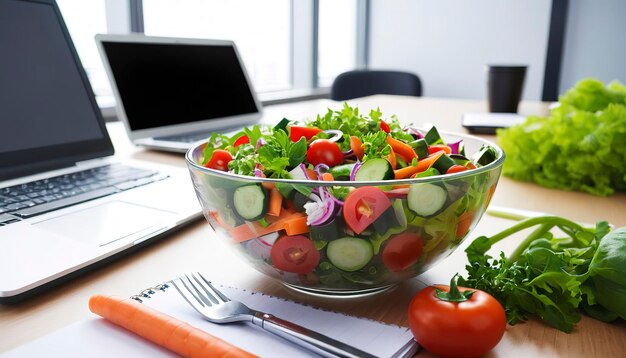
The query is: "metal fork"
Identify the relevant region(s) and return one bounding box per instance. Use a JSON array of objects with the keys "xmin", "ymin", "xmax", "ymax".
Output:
[{"xmin": 171, "ymin": 273, "xmax": 376, "ymax": 358}]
